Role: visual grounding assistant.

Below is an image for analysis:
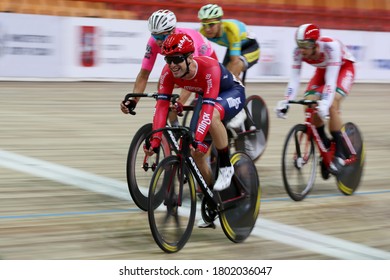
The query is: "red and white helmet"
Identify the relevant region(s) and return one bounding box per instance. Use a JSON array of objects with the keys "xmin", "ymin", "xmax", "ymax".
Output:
[
  {"xmin": 161, "ymin": 33, "xmax": 195, "ymax": 56},
  {"xmin": 296, "ymin": 23, "xmax": 320, "ymax": 42}
]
